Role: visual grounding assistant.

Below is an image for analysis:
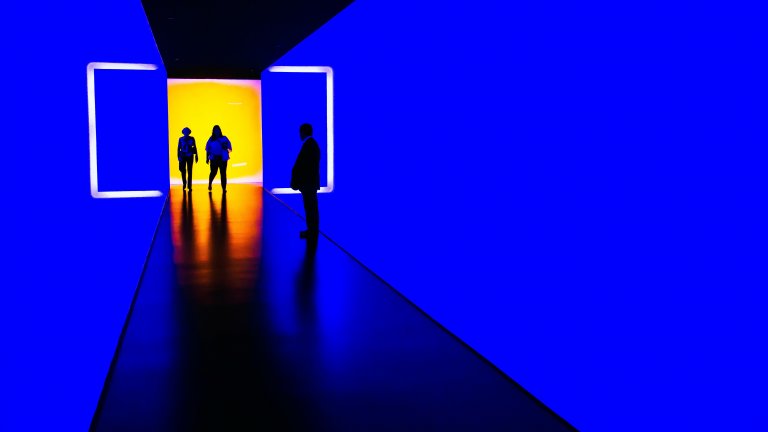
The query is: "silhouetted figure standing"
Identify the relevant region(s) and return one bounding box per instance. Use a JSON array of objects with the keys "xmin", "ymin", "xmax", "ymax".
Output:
[
  {"xmin": 291, "ymin": 123, "xmax": 321, "ymax": 239},
  {"xmin": 178, "ymin": 127, "xmax": 198, "ymax": 190},
  {"xmin": 206, "ymin": 125, "xmax": 232, "ymax": 193}
]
